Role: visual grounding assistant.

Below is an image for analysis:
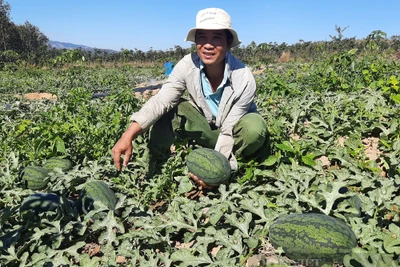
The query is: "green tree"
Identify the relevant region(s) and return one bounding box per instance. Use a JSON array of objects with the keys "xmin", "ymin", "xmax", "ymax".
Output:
[
  {"xmin": 329, "ymin": 25, "xmax": 349, "ymax": 42},
  {"xmin": 0, "ymin": 0, "xmax": 11, "ymax": 51},
  {"xmin": 17, "ymin": 21, "xmax": 49, "ymax": 53}
]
